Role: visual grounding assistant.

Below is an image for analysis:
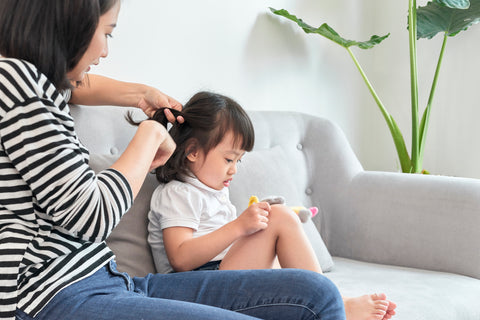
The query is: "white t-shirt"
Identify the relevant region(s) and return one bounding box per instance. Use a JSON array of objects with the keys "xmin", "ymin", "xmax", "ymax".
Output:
[{"xmin": 148, "ymin": 175, "xmax": 237, "ymax": 273}]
